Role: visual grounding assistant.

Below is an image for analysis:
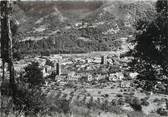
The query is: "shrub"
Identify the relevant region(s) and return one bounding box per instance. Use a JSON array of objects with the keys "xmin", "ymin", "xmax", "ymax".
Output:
[
  {"xmin": 125, "ymin": 96, "xmax": 130, "ymax": 103},
  {"xmin": 1, "ymin": 80, "xmax": 48, "ymax": 116},
  {"xmin": 13, "ymin": 51, "xmax": 23, "ymax": 61},
  {"xmin": 46, "ymin": 59, "xmax": 54, "ymax": 67},
  {"xmin": 57, "ymin": 99, "xmax": 70, "ymax": 114},
  {"xmin": 41, "ymin": 50, "xmax": 50, "ymax": 56},
  {"xmin": 111, "ymin": 99, "xmax": 118, "ymax": 106},
  {"xmin": 116, "ymin": 94, "xmax": 123, "ymax": 97},
  {"xmin": 87, "ymin": 97, "xmax": 94, "ymax": 109},
  {"xmin": 98, "ymin": 91, "xmax": 101, "ymax": 94},
  {"xmin": 49, "ymin": 99, "xmax": 70, "ymax": 114},
  {"xmin": 1, "ymin": 80, "xmax": 11, "ymax": 96},
  {"xmin": 120, "ymin": 89, "xmax": 123, "ymax": 92},
  {"xmin": 141, "ymin": 98, "xmax": 150, "ymax": 106},
  {"xmin": 108, "ymin": 106, "xmax": 123, "ymax": 114},
  {"xmin": 157, "ymin": 108, "xmax": 168, "ymax": 116},
  {"xmin": 147, "ymin": 113, "xmax": 160, "ymax": 117},
  {"xmin": 105, "ymin": 94, "xmax": 109, "ymax": 98},
  {"xmin": 129, "ymin": 92, "xmax": 135, "ymax": 96},
  {"xmin": 118, "ymin": 98, "xmax": 125, "ymax": 105},
  {"xmin": 14, "ymin": 84, "xmax": 48, "ymax": 116},
  {"xmin": 127, "ymin": 111, "xmax": 146, "ymax": 117},
  {"xmin": 24, "ymin": 62, "xmax": 44, "ymax": 87},
  {"xmin": 153, "ymin": 98, "xmax": 160, "ymax": 103},
  {"xmin": 129, "ymin": 97, "xmax": 142, "ymax": 111},
  {"xmin": 101, "ymin": 100, "xmax": 109, "ymax": 111}
]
